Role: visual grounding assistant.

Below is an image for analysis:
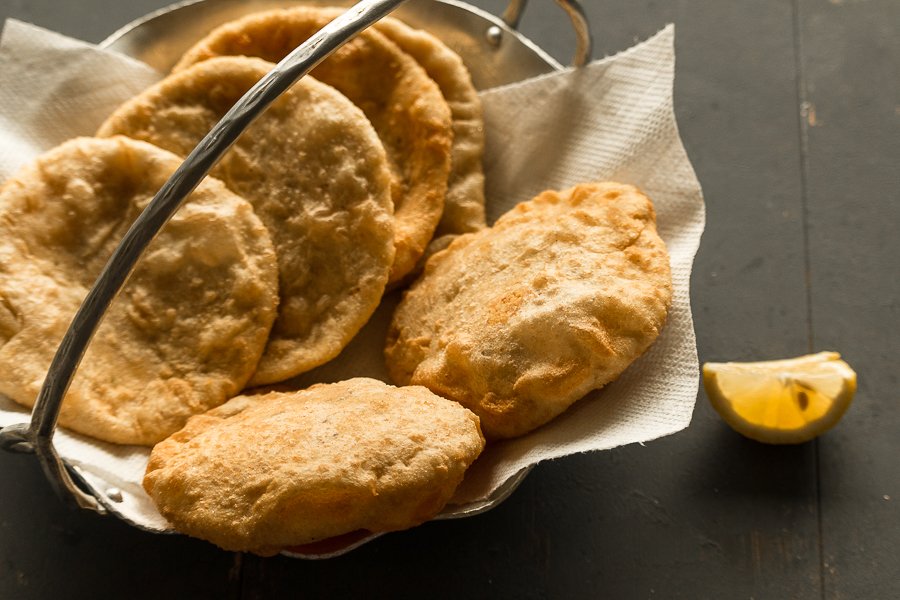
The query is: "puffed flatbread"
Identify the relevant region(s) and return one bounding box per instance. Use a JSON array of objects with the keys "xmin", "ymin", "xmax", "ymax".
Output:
[
  {"xmin": 143, "ymin": 377, "xmax": 485, "ymax": 555},
  {"xmin": 174, "ymin": 7, "xmax": 453, "ymax": 284},
  {"xmin": 386, "ymin": 182, "xmax": 673, "ymax": 439},
  {"xmin": 0, "ymin": 136, "xmax": 279, "ymax": 445},
  {"xmin": 98, "ymin": 56, "xmax": 395, "ymax": 386},
  {"xmin": 374, "ymin": 16, "xmax": 486, "ymax": 239}
]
